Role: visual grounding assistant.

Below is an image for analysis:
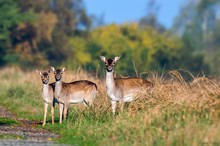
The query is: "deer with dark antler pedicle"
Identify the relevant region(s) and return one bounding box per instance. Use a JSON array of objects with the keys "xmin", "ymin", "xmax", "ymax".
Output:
[
  {"xmin": 100, "ymin": 56, "xmax": 153, "ymax": 115},
  {"xmin": 36, "ymin": 69, "xmax": 57, "ymax": 126},
  {"xmin": 51, "ymin": 66, "xmax": 97, "ymax": 123}
]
